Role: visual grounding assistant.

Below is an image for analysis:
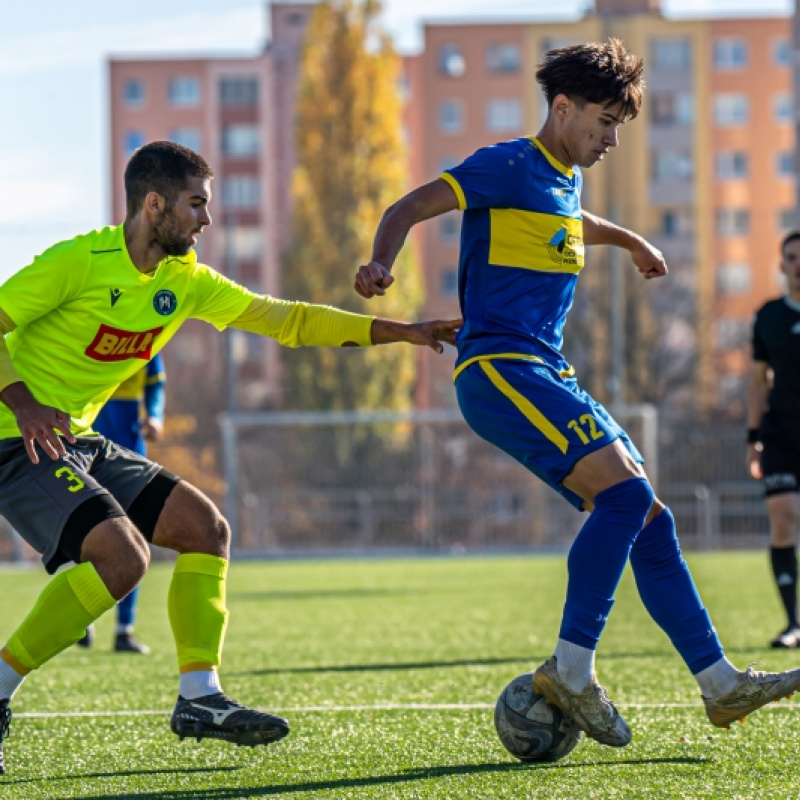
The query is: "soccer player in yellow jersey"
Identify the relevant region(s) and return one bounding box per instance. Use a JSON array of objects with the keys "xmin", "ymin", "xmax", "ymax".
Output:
[
  {"xmin": 0, "ymin": 140, "xmax": 459, "ymax": 774},
  {"xmin": 355, "ymin": 39, "xmax": 800, "ymax": 748}
]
